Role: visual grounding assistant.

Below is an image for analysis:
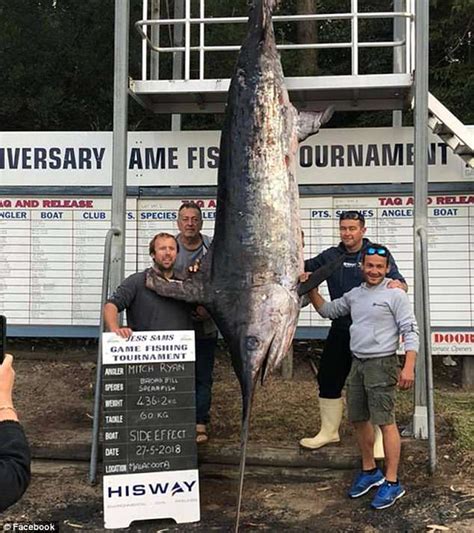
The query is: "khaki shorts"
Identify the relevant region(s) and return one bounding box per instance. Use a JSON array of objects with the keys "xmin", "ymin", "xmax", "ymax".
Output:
[{"xmin": 346, "ymin": 355, "xmax": 400, "ymax": 426}]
